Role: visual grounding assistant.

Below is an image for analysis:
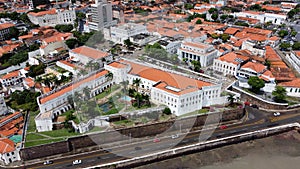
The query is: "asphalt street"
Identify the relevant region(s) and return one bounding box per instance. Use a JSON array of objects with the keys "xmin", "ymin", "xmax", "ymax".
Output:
[{"xmin": 21, "ymin": 107, "xmax": 300, "ymax": 169}]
